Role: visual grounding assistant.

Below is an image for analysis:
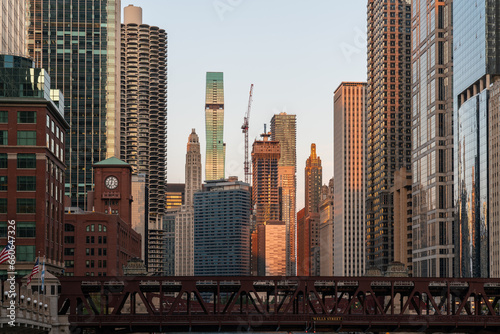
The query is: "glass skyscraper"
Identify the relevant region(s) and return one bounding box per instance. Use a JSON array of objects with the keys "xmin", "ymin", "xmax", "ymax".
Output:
[
  {"xmin": 194, "ymin": 178, "xmax": 251, "ymax": 276},
  {"xmin": 205, "ymin": 72, "xmax": 225, "ymax": 181},
  {"xmin": 453, "ymin": 0, "xmax": 500, "ymax": 278},
  {"xmin": 27, "ymin": 0, "xmax": 121, "ymax": 209}
]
